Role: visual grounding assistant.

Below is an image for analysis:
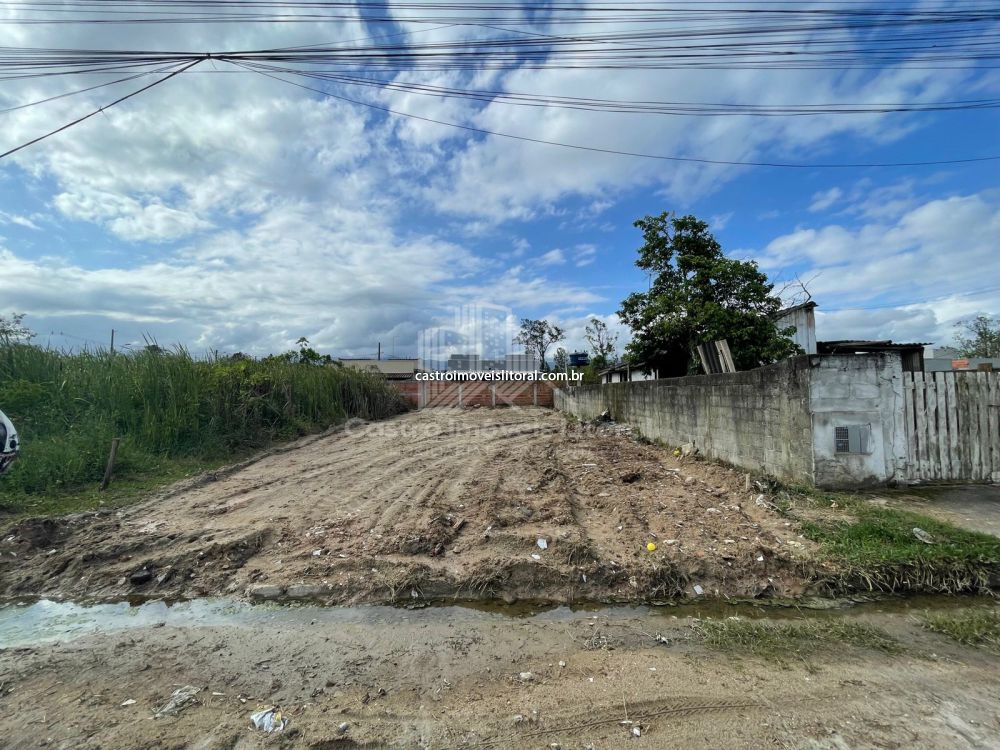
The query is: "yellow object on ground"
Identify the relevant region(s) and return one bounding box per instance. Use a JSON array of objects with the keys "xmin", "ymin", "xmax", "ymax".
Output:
[{"xmin": 646, "ymin": 542, "xmax": 657, "ymax": 552}]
